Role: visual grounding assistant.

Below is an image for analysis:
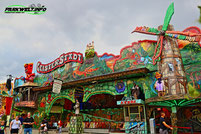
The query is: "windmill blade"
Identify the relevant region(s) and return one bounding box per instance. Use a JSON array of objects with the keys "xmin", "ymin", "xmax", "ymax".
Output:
[
  {"xmin": 132, "ymin": 26, "xmax": 160, "ymax": 35},
  {"xmin": 165, "ymin": 31, "xmax": 201, "ymax": 43},
  {"xmin": 166, "ymin": 31, "xmax": 201, "ymax": 37},
  {"xmin": 162, "ymin": 2, "xmax": 174, "ymax": 31}
]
